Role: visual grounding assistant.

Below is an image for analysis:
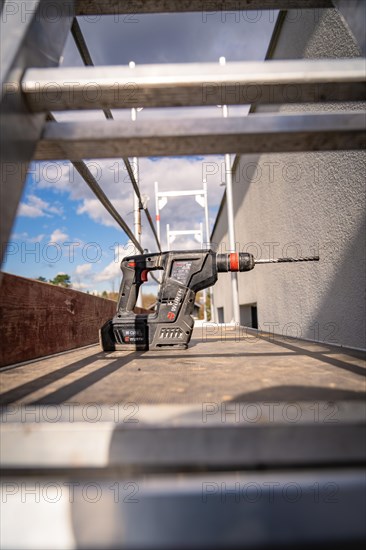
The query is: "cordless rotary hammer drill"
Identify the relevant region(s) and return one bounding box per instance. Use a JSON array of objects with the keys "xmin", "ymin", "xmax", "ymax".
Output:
[{"xmin": 100, "ymin": 249, "xmax": 318, "ymax": 351}]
